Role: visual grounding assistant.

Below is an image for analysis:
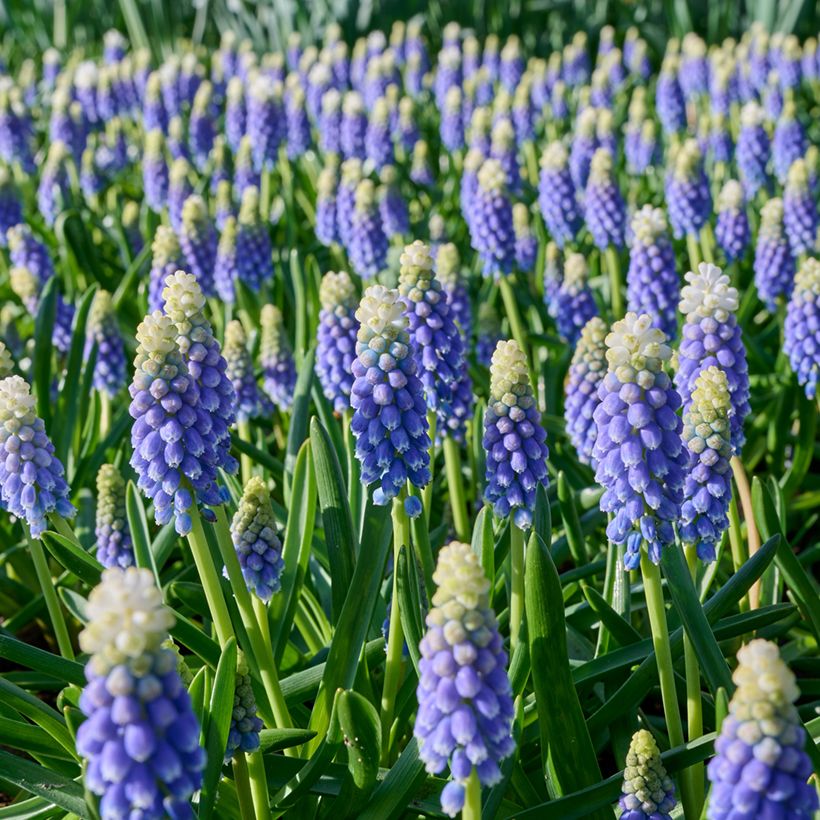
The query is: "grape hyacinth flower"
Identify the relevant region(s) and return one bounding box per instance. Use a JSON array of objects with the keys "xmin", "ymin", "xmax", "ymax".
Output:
[
  {"xmin": 706, "ymin": 639, "xmax": 818, "ymax": 819},
  {"xmin": 564, "ymin": 316, "xmax": 607, "ymax": 466},
  {"xmin": 569, "ymin": 107, "xmax": 598, "ymax": 192},
  {"xmin": 86, "ymin": 290, "xmax": 126, "ymax": 398},
  {"xmin": 378, "ymin": 165, "xmax": 409, "ymax": 238},
  {"xmin": 178, "ymin": 195, "xmax": 217, "ymax": 298},
  {"xmin": 715, "ymin": 180, "xmax": 750, "ymax": 263},
  {"xmin": 656, "ymin": 55, "xmax": 686, "ymax": 134},
  {"xmin": 316, "ymin": 271, "xmax": 359, "ymax": 414},
  {"xmin": 489, "ymin": 118, "xmax": 519, "ymax": 194},
  {"xmin": 0, "ymin": 165, "xmax": 22, "ymax": 241},
  {"xmin": 223, "ymin": 320, "xmax": 266, "ymax": 422},
  {"xmin": 469, "ymin": 159, "xmax": 515, "ymax": 278},
  {"xmin": 677, "ymin": 263, "xmax": 750, "ymax": 451},
  {"xmin": 247, "ymin": 75, "xmax": 284, "ymax": 170},
  {"xmin": 225, "ymin": 654, "xmax": 264, "ymax": 762},
  {"xmin": 37, "ymin": 141, "xmax": 70, "ymax": 227},
  {"xmin": 284, "ymin": 80, "xmax": 310, "ymax": 160},
  {"xmin": 229, "ymin": 476, "xmax": 284, "ymax": 602},
  {"xmin": 234, "ymin": 136, "xmax": 260, "ymax": 196},
  {"xmin": 143, "ymin": 130, "xmax": 168, "ymax": 214},
  {"xmin": 618, "ymin": 730, "xmax": 676, "ymax": 820},
  {"xmin": 754, "ymin": 198, "xmax": 795, "ymax": 310},
  {"xmin": 709, "ymin": 114, "xmax": 734, "ymax": 166},
  {"xmin": 476, "ymin": 303, "xmax": 501, "ymax": 368},
  {"xmin": 349, "ymin": 284, "xmax": 431, "ymax": 504},
  {"xmin": 148, "ymin": 226, "xmax": 187, "ymax": 313},
  {"xmin": 225, "ymin": 77, "xmax": 246, "ymax": 154},
  {"xmin": 337, "ymin": 158, "xmax": 363, "ymax": 249},
  {"xmin": 513, "ymin": 204, "xmax": 536, "ymax": 273},
  {"xmin": 341, "ymin": 91, "xmax": 367, "ymax": 160},
  {"xmin": 316, "ymin": 162, "xmax": 339, "ymax": 247},
  {"xmin": 0, "ymin": 375, "xmax": 75, "ymax": 537},
  {"xmin": 784, "ymin": 258, "xmax": 820, "ymax": 399},
  {"xmin": 436, "ymin": 243, "xmax": 472, "ymax": 341},
  {"xmin": 260, "ymin": 304, "xmax": 297, "ymax": 412},
  {"xmin": 214, "ymin": 217, "xmax": 240, "ymax": 304},
  {"xmin": 538, "ymin": 141, "xmax": 582, "ymax": 247},
  {"xmin": 319, "ymin": 89, "xmax": 342, "ymax": 155},
  {"xmin": 592, "ymin": 313, "xmax": 686, "ymax": 569},
  {"xmin": 783, "ymin": 159, "xmax": 818, "ymax": 257},
  {"xmin": 122, "ymin": 201, "xmax": 143, "ymax": 258},
  {"xmin": 584, "ymin": 148, "xmax": 626, "ymax": 251},
  {"xmin": 483, "ymin": 339, "xmax": 549, "ymax": 528},
  {"xmin": 549, "ymin": 253, "xmax": 599, "ymax": 346},
  {"xmin": 365, "ymin": 97, "xmax": 394, "ymax": 170},
  {"xmin": 415, "ymin": 541, "xmax": 514, "ymax": 817},
  {"xmin": 188, "ymin": 82, "xmax": 214, "ymax": 171},
  {"xmin": 626, "ymin": 206, "xmax": 678, "ymax": 339},
  {"xmin": 168, "ymin": 158, "xmax": 193, "ymax": 234},
  {"xmin": 398, "ymin": 241, "xmax": 464, "ymax": 423},
  {"xmin": 7, "ymin": 224, "xmax": 55, "ymax": 284},
  {"xmin": 666, "ymin": 139, "xmax": 712, "ymax": 240},
  {"xmin": 410, "ymin": 140, "xmax": 434, "ymax": 186},
  {"xmin": 235, "ymin": 186, "xmax": 274, "ymax": 292},
  {"xmin": 348, "ymin": 179, "xmax": 388, "ymax": 280},
  {"xmin": 772, "ymin": 99, "xmax": 807, "ymax": 184},
  {"xmin": 440, "ymin": 86, "xmax": 464, "ymax": 153},
  {"xmin": 167, "ymin": 117, "xmax": 188, "ymax": 162},
  {"xmin": 737, "ymin": 103, "xmax": 770, "ymax": 198},
  {"xmin": 76, "ymin": 567, "xmax": 205, "ymax": 818},
  {"xmin": 95, "ymin": 464, "xmax": 134, "ymax": 569}
]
